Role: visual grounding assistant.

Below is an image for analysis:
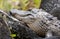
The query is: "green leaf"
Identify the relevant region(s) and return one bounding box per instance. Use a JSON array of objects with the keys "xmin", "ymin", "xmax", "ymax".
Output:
[
  {"xmin": 34, "ymin": 0, "xmax": 41, "ymax": 8},
  {"xmin": 10, "ymin": 34, "xmax": 16, "ymax": 37},
  {"xmin": 0, "ymin": 0, "xmax": 12, "ymax": 12}
]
